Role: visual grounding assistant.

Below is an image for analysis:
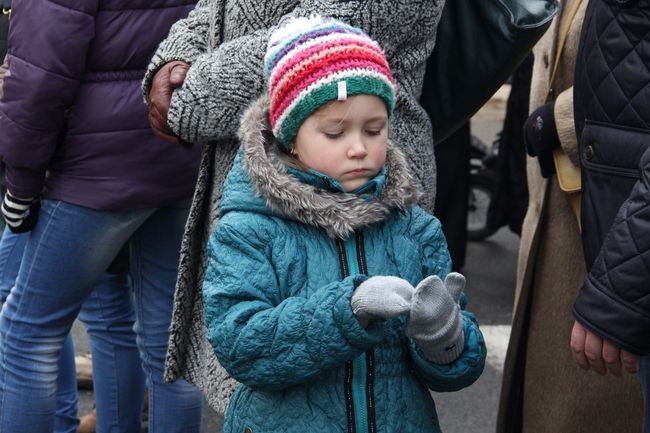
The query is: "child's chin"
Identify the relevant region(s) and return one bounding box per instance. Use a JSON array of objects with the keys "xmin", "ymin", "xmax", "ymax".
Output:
[{"xmin": 342, "ymin": 180, "xmax": 367, "ymax": 192}]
